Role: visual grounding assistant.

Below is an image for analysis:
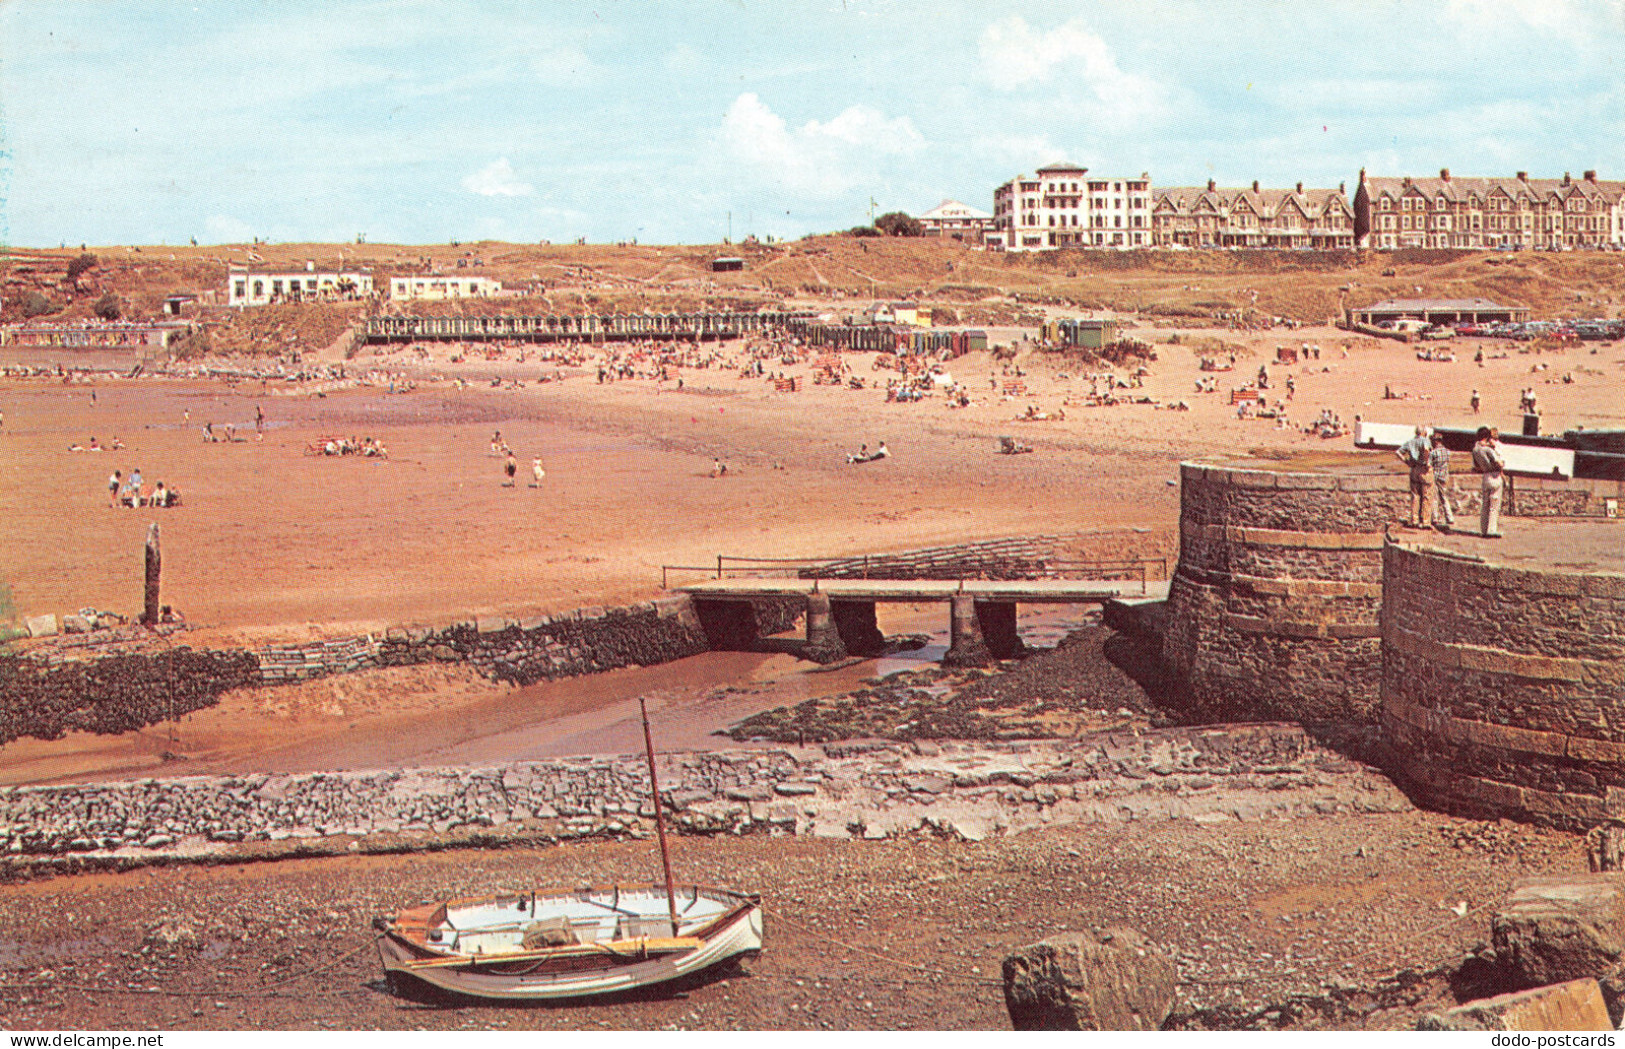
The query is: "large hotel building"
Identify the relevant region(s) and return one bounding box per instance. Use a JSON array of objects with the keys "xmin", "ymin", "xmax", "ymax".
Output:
[
  {"xmin": 1353, "ymin": 168, "xmax": 1625, "ymax": 250},
  {"xmin": 989, "ymin": 163, "xmax": 1152, "ymax": 251},
  {"xmin": 1150, "ymin": 180, "xmax": 1355, "ymax": 249}
]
